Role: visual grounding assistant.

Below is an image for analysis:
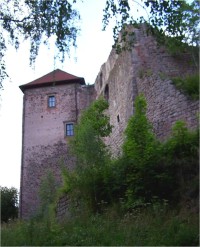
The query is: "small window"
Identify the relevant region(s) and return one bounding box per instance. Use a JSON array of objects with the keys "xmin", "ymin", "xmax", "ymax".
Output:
[
  {"xmin": 48, "ymin": 95, "xmax": 55, "ymax": 108},
  {"xmin": 104, "ymin": 84, "xmax": 109, "ymax": 101},
  {"xmin": 117, "ymin": 115, "xmax": 120, "ymax": 123},
  {"xmin": 66, "ymin": 123, "xmax": 74, "ymax": 136},
  {"xmin": 100, "ymin": 72, "xmax": 103, "ymax": 88}
]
